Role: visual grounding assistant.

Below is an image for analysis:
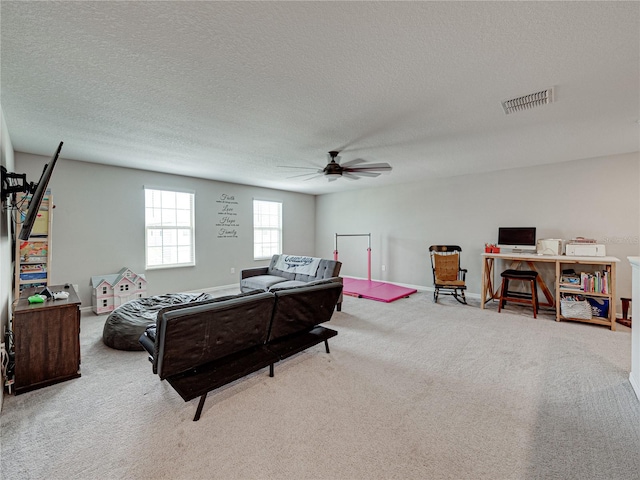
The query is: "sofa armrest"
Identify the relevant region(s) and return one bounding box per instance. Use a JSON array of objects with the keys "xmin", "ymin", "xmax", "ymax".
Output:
[{"xmin": 241, "ymin": 266, "xmax": 269, "ymax": 280}]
